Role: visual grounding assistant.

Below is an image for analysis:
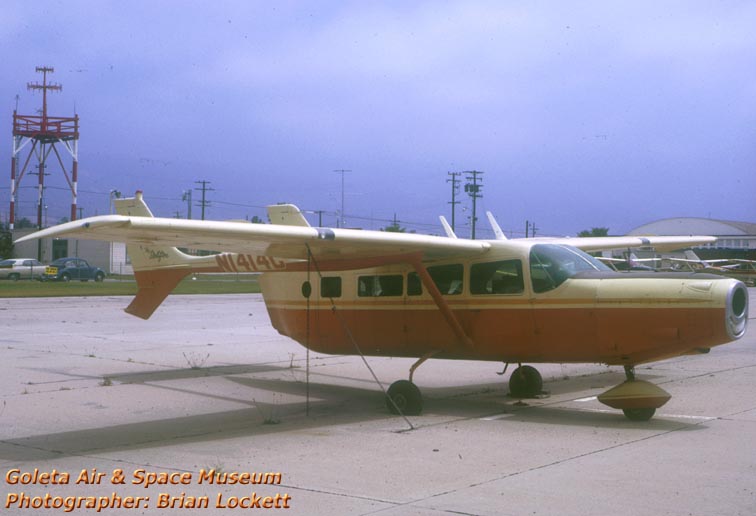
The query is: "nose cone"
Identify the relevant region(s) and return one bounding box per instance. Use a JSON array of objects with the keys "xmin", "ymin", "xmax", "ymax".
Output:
[{"xmin": 726, "ymin": 281, "xmax": 748, "ymax": 340}]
